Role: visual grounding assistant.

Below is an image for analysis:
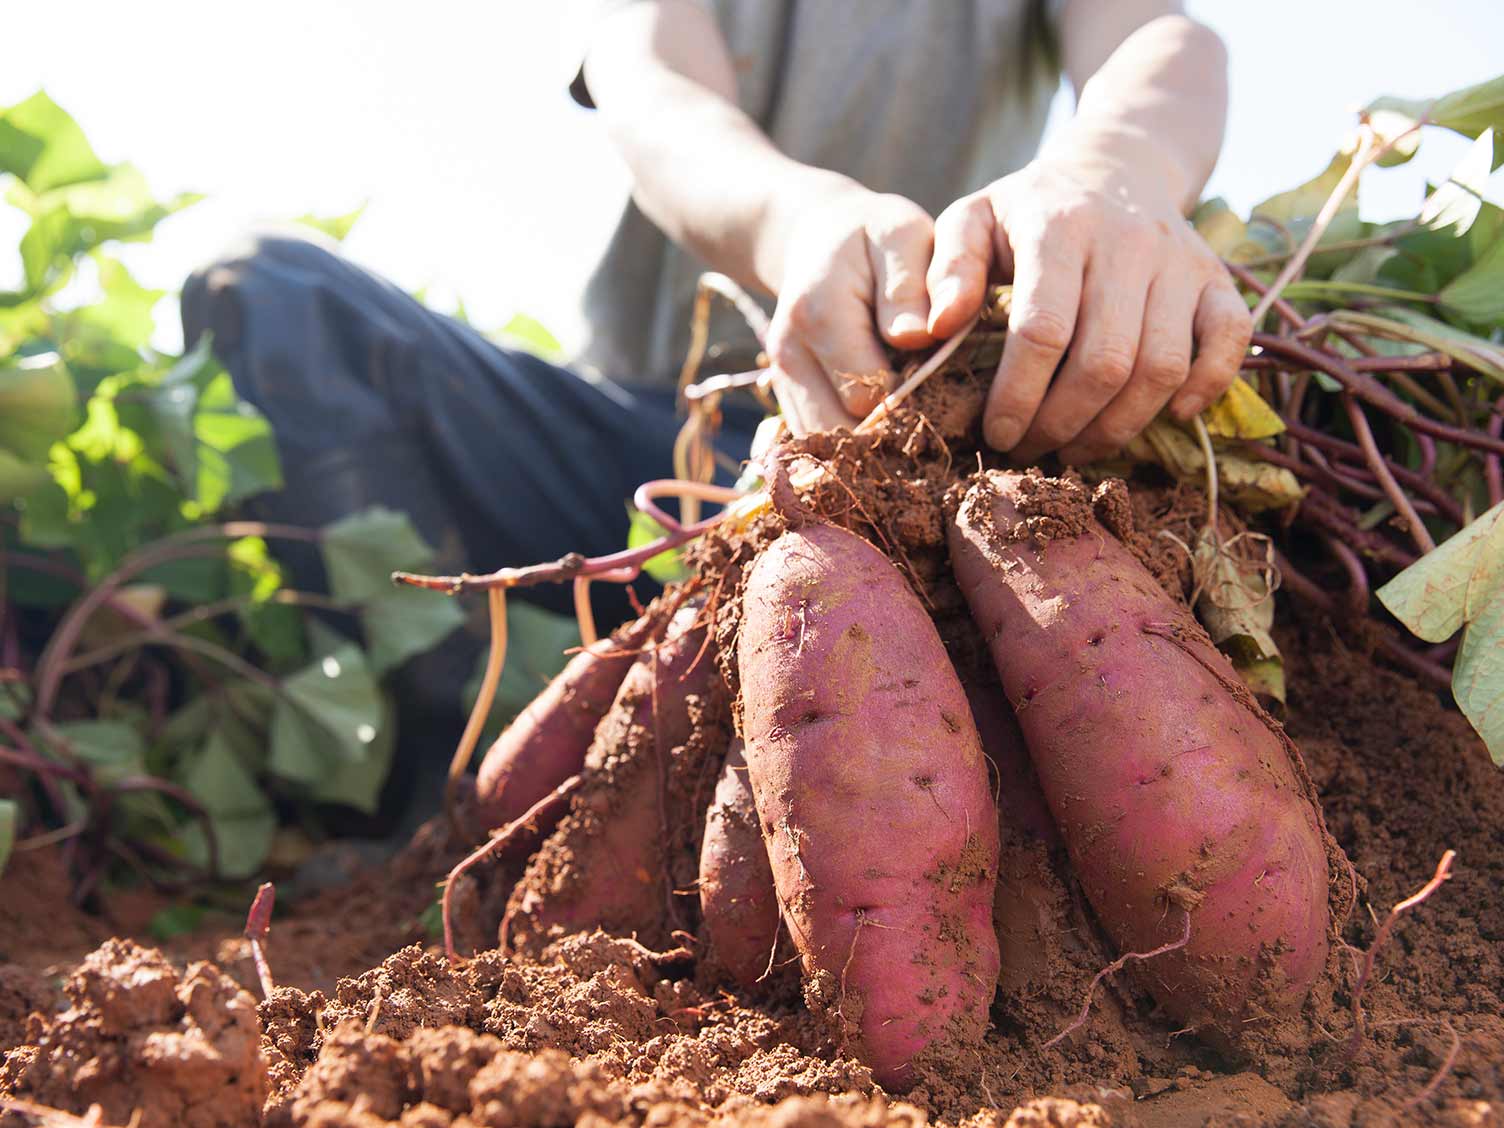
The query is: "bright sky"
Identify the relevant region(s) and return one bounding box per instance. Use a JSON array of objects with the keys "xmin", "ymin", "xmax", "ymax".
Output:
[{"xmin": 4, "ymin": 2, "xmax": 1503, "ymax": 355}]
